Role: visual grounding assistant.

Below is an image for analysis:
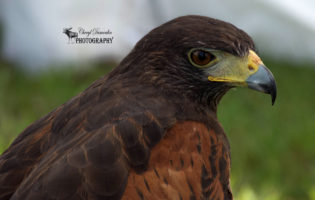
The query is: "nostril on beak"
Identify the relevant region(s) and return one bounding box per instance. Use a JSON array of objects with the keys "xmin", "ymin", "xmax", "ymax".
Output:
[{"xmin": 248, "ymin": 65, "xmax": 255, "ymax": 71}]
